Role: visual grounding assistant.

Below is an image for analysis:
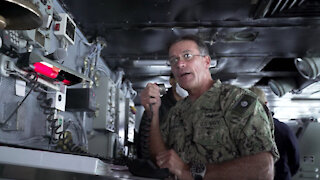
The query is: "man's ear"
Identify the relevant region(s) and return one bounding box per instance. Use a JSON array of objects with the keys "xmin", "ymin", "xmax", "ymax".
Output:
[{"xmin": 204, "ymin": 55, "xmax": 211, "ymax": 68}]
